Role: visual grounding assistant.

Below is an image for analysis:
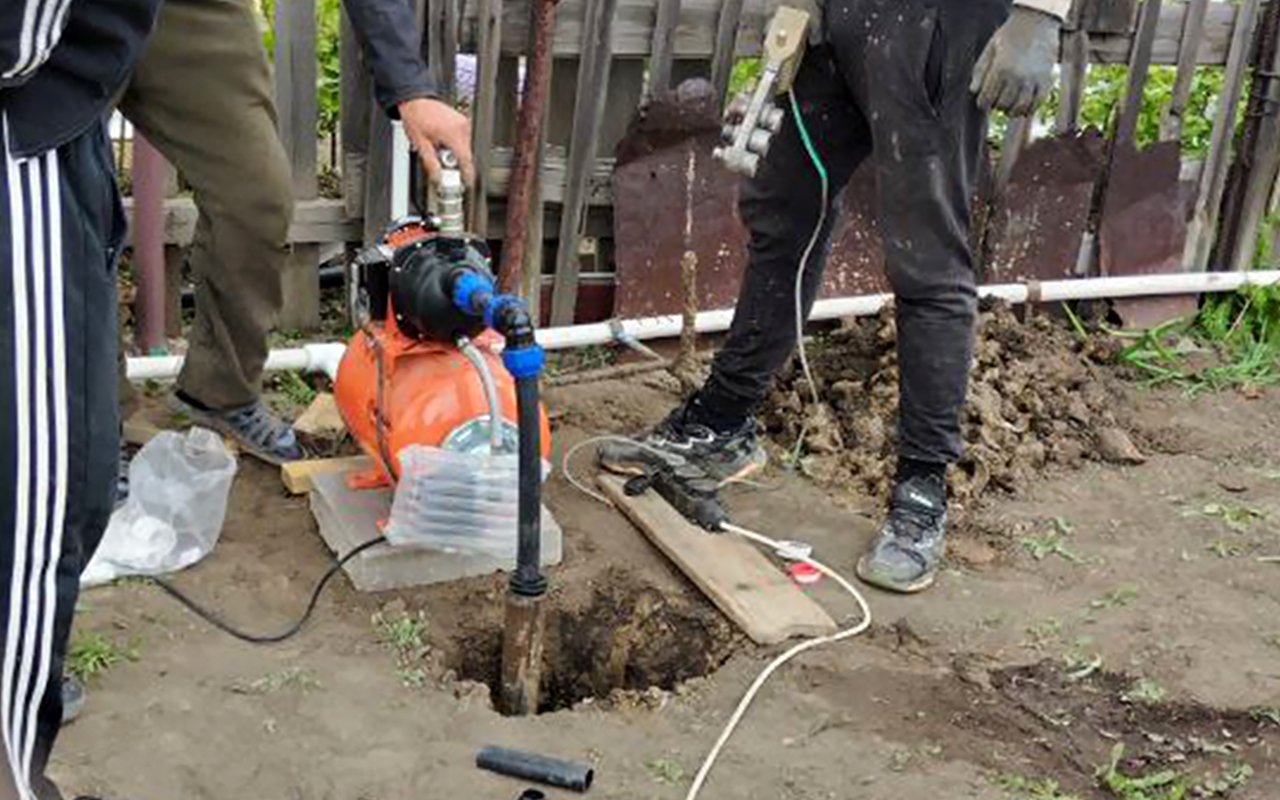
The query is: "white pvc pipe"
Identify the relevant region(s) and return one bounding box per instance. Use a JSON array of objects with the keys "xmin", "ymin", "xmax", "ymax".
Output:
[{"xmin": 124, "ymin": 270, "xmax": 1280, "ymax": 383}]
